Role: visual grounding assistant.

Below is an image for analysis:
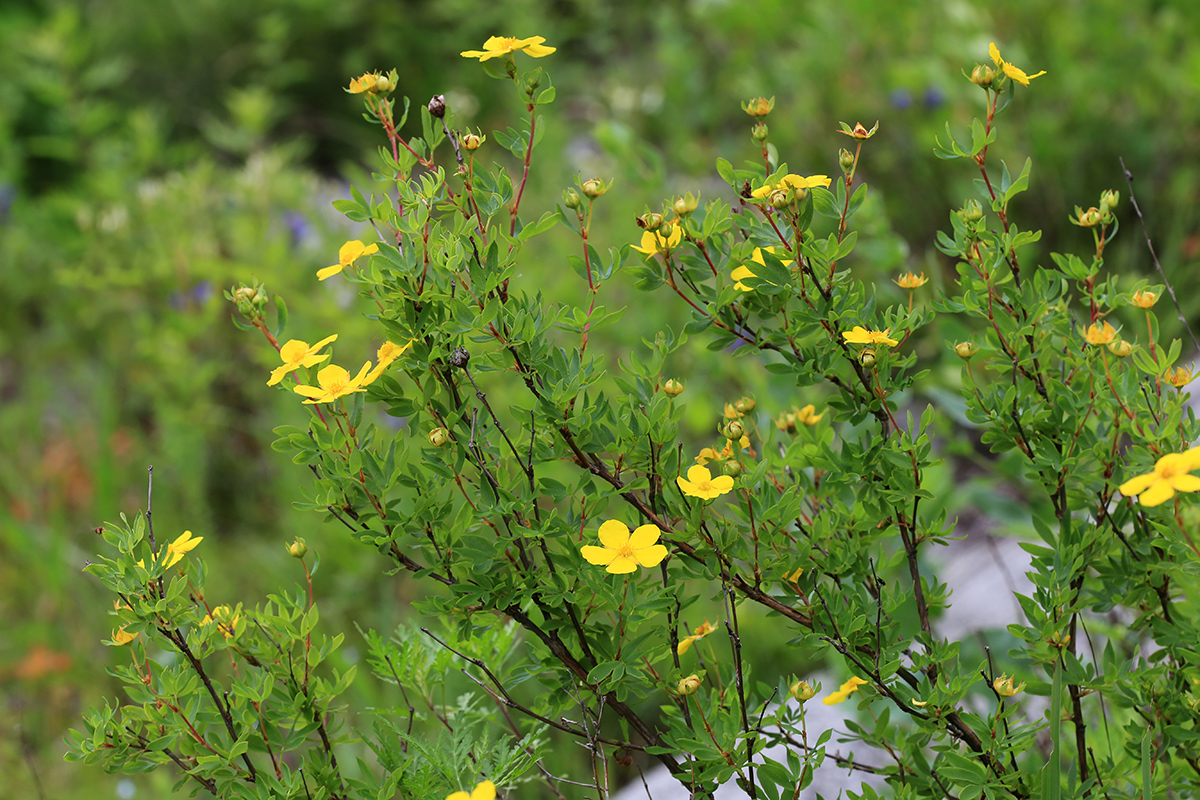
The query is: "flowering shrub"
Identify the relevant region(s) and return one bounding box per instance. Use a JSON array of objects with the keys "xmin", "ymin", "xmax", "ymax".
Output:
[{"xmin": 70, "ymin": 37, "xmax": 1200, "ymax": 800}]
